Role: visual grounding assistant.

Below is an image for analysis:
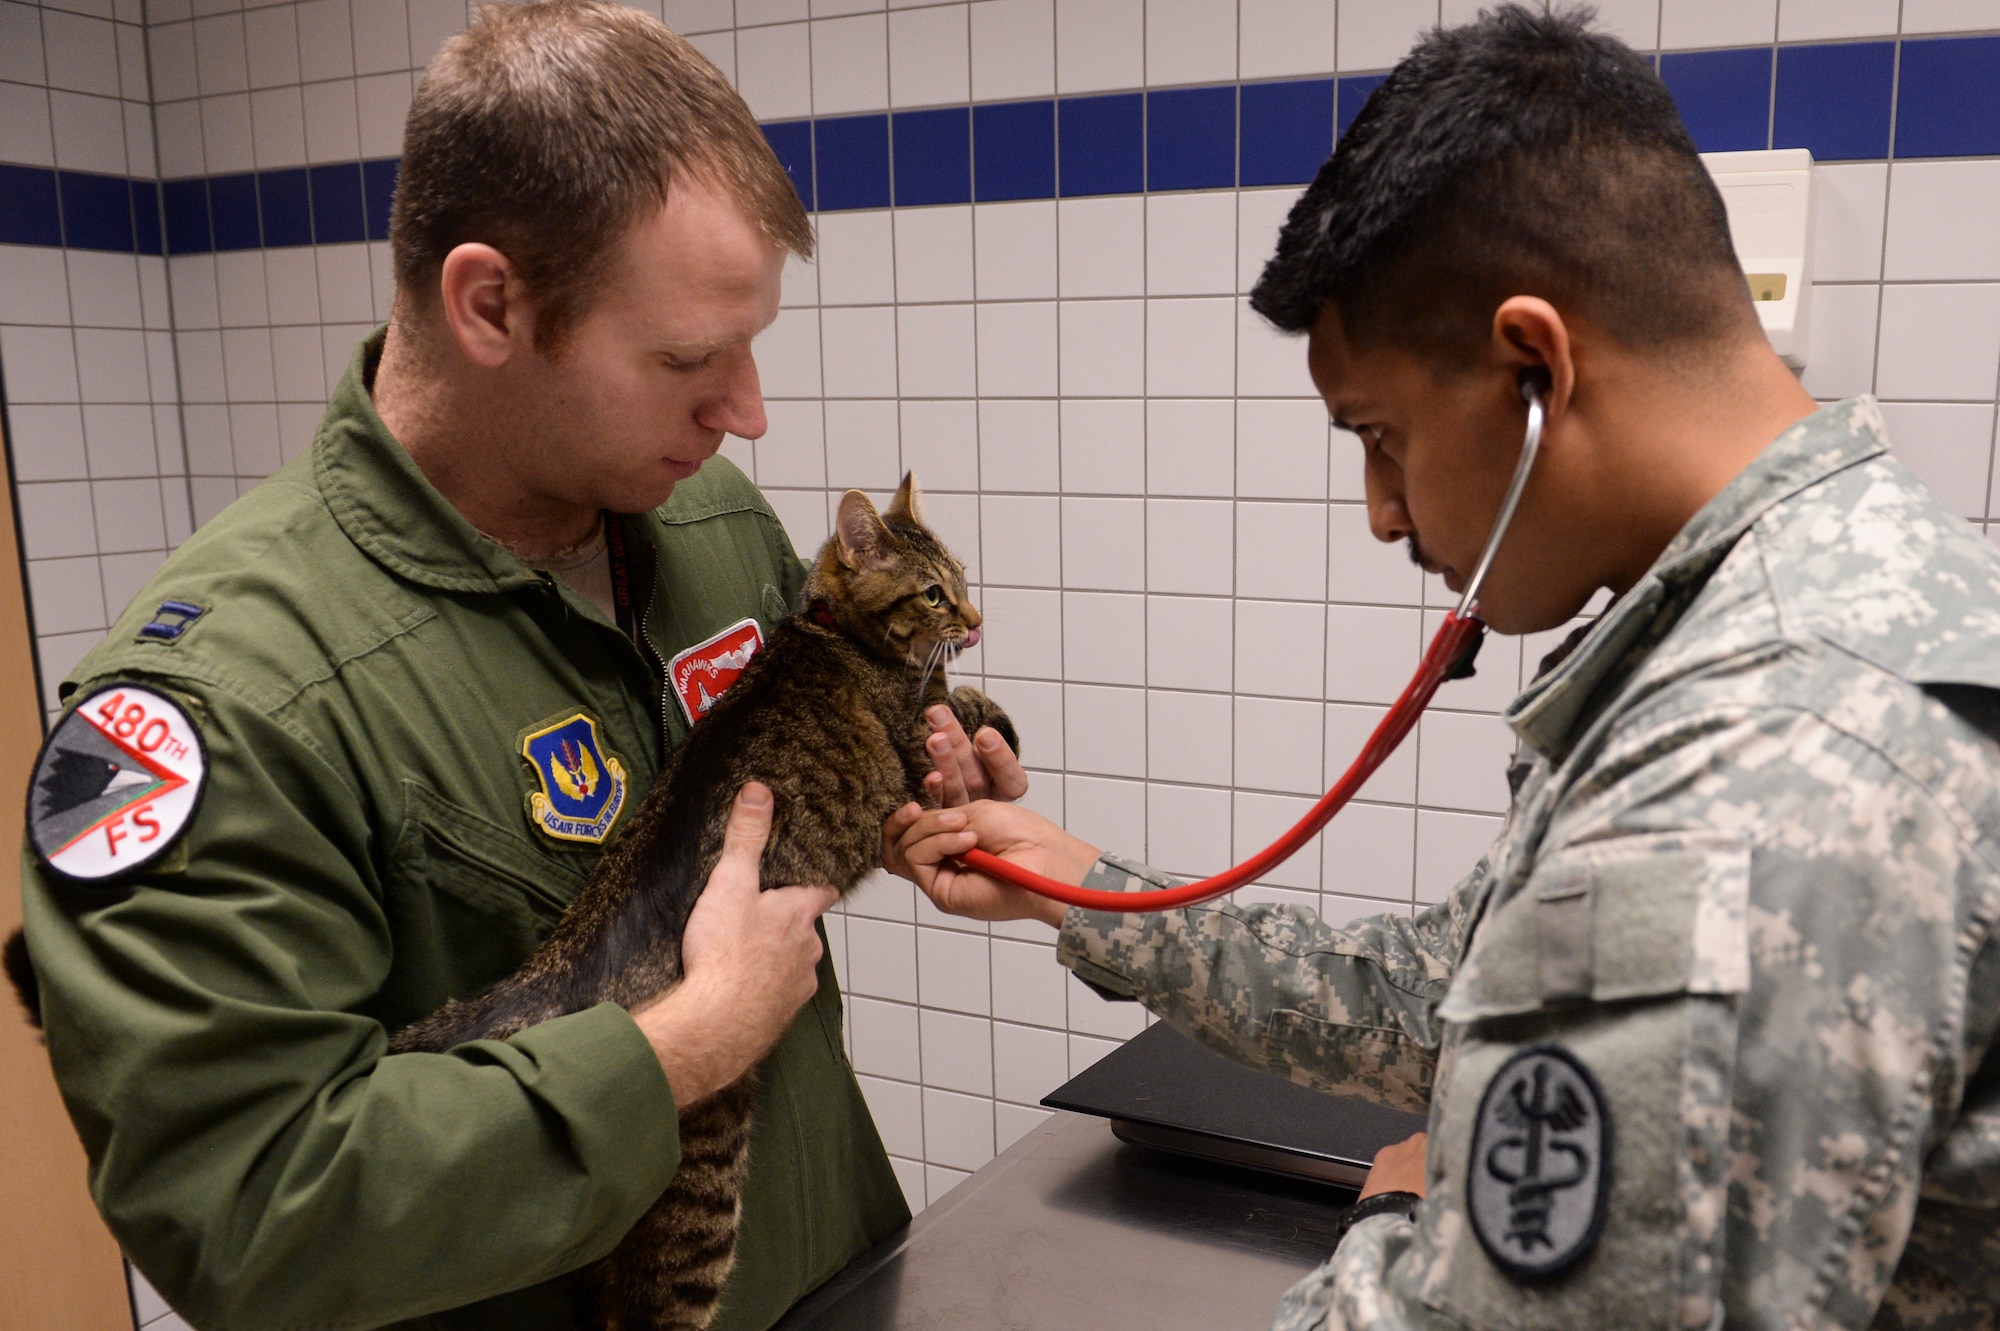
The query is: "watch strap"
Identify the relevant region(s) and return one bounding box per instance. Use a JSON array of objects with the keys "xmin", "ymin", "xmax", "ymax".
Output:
[{"xmin": 1332, "ymin": 1190, "xmax": 1423, "ymax": 1247}]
